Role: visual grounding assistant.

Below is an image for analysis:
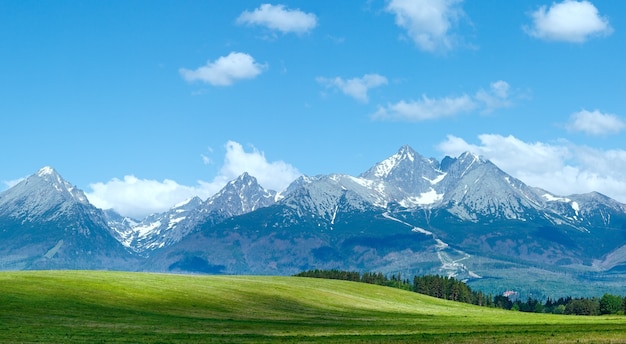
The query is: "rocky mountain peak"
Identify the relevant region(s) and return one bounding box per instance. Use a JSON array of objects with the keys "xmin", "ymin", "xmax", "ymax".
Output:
[
  {"xmin": 33, "ymin": 166, "xmax": 89, "ymax": 204},
  {"xmin": 37, "ymin": 166, "xmax": 57, "ymax": 177},
  {"xmin": 236, "ymin": 171, "xmax": 254, "ymax": 183},
  {"xmin": 172, "ymin": 196, "xmax": 203, "ymax": 211},
  {"xmin": 359, "ymin": 145, "xmax": 442, "ymax": 197},
  {"xmin": 0, "ymin": 166, "xmax": 90, "ymax": 220},
  {"xmin": 361, "ymin": 145, "xmax": 423, "ymax": 179},
  {"xmin": 202, "ymin": 172, "xmax": 276, "ymax": 215},
  {"xmin": 397, "ymin": 144, "xmax": 417, "ymax": 161},
  {"xmin": 438, "ymin": 152, "xmax": 491, "ymax": 181},
  {"xmin": 212, "ymin": 172, "xmax": 272, "ymax": 202}
]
